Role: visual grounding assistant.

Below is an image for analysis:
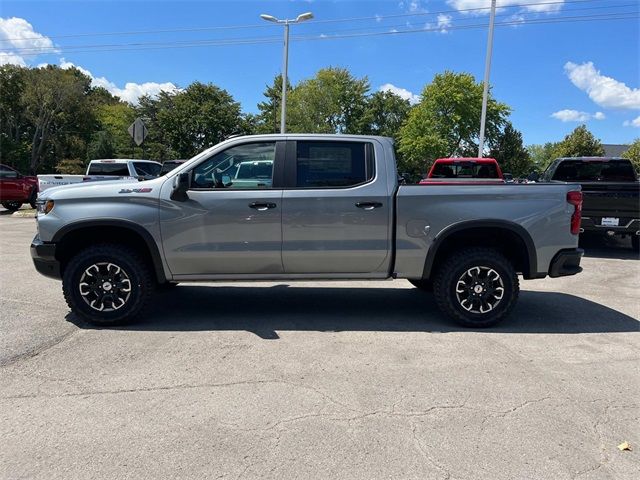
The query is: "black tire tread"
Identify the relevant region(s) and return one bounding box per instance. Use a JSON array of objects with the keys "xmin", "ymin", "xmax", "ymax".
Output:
[
  {"xmin": 433, "ymin": 247, "xmax": 519, "ymax": 328},
  {"xmin": 62, "ymin": 244, "xmax": 154, "ymax": 326},
  {"xmin": 2, "ymin": 201, "xmax": 22, "ymax": 212}
]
